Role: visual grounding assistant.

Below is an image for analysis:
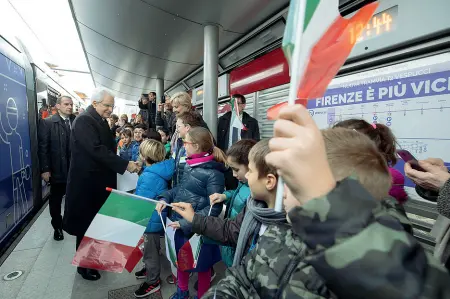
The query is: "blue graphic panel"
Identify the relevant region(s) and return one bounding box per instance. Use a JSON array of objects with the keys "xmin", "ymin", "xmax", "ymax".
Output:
[{"xmin": 0, "ymin": 53, "xmax": 33, "ymax": 242}]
